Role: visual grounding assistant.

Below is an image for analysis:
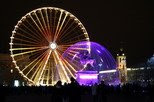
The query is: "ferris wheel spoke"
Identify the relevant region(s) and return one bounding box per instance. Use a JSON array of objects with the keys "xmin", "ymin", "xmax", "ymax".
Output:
[
  {"xmin": 58, "ymin": 16, "xmax": 76, "ymax": 39},
  {"xmin": 57, "ymin": 44, "xmax": 72, "ymax": 51},
  {"xmin": 10, "ymin": 46, "xmax": 47, "ymax": 51},
  {"xmin": 53, "ymin": 50, "xmax": 70, "ymax": 83},
  {"xmin": 16, "ymin": 26, "xmax": 42, "ymax": 42},
  {"xmin": 61, "ymin": 59, "xmax": 75, "ymax": 79},
  {"xmin": 57, "ymin": 51, "xmax": 77, "ymax": 73},
  {"xmin": 67, "ymin": 47, "xmax": 88, "ymax": 51},
  {"xmin": 20, "ymin": 23, "xmax": 43, "ymax": 41},
  {"xmin": 31, "ymin": 55, "xmax": 47, "ymax": 83},
  {"xmin": 25, "ymin": 50, "xmax": 48, "ymax": 77},
  {"xmin": 39, "ymin": 10, "xmax": 51, "ymax": 41},
  {"xmin": 14, "ymin": 48, "xmax": 47, "ymax": 66},
  {"xmin": 59, "ymin": 28, "xmax": 80, "ymax": 42},
  {"xmin": 66, "ymin": 50, "xmax": 80, "ymax": 55},
  {"xmin": 46, "ymin": 61, "xmax": 50, "ymax": 85},
  {"xmin": 29, "ymin": 14, "xmax": 50, "ymax": 43},
  {"xmin": 49, "ymin": 10, "xmax": 54, "ymax": 41},
  {"xmin": 56, "ymin": 51, "xmax": 70, "ymax": 82},
  {"xmin": 45, "ymin": 9, "xmax": 52, "ymax": 41},
  {"xmin": 62, "ymin": 58, "xmax": 77, "ymax": 73},
  {"xmin": 54, "ymin": 12, "xmax": 68, "ymax": 41},
  {"xmin": 52, "ymin": 51, "xmax": 63, "ymax": 83},
  {"xmin": 30, "ymin": 49, "xmax": 51, "ymax": 82},
  {"xmin": 58, "ymin": 21, "xmax": 76, "ymax": 40},
  {"xmin": 66, "ymin": 58, "xmax": 83, "ymax": 71},
  {"xmin": 53, "ymin": 11, "xmax": 63, "ymax": 42},
  {"xmin": 15, "ymin": 32, "xmax": 41, "ymax": 43},
  {"xmin": 57, "ymin": 17, "xmax": 71, "ymax": 39},
  {"xmin": 33, "ymin": 12, "xmax": 47, "ymax": 36},
  {"xmin": 55, "ymin": 48, "xmax": 76, "ymax": 59},
  {"xmin": 52, "ymin": 51, "xmax": 63, "ymax": 81},
  {"xmin": 12, "ymin": 43, "xmax": 41, "ymax": 47},
  {"xmin": 60, "ymin": 30, "xmax": 84, "ymax": 42},
  {"xmin": 25, "ymin": 20, "xmax": 45, "ymax": 40},
  {"xmin": 57, "ymin": 46, "xmax": 80, "ymax": 56},
  {"xmin": 37, "ymin": 49, "xmax": 52, "ymax": 85},
  {"xmin": 50, "ymin": 11, "xmax": 56, "ymax": 41},
  {"xmin": 50, "ymin": 59, "xmax": 54, "ymax": 85},
  {"xmin": 64, "ymin": 52, "xmax": 79, "ymax": 59},
  {"xmin": 48, "ymin": 10, "xmax": 54, "ymax": 41},
  {"xmin": 11, "ymin": 47, "xmax": 48, "ymax": 57},
  {"xmin": 13, "ymin": 37, "xmax": 40, "ymax": 45},
  {"xmin": 51, "ymin": 11, "xmax": 58, "ymax": 41},
  {"xmin": 59, "ymin": 44, "xmax": 88, "ymax": 50}
]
